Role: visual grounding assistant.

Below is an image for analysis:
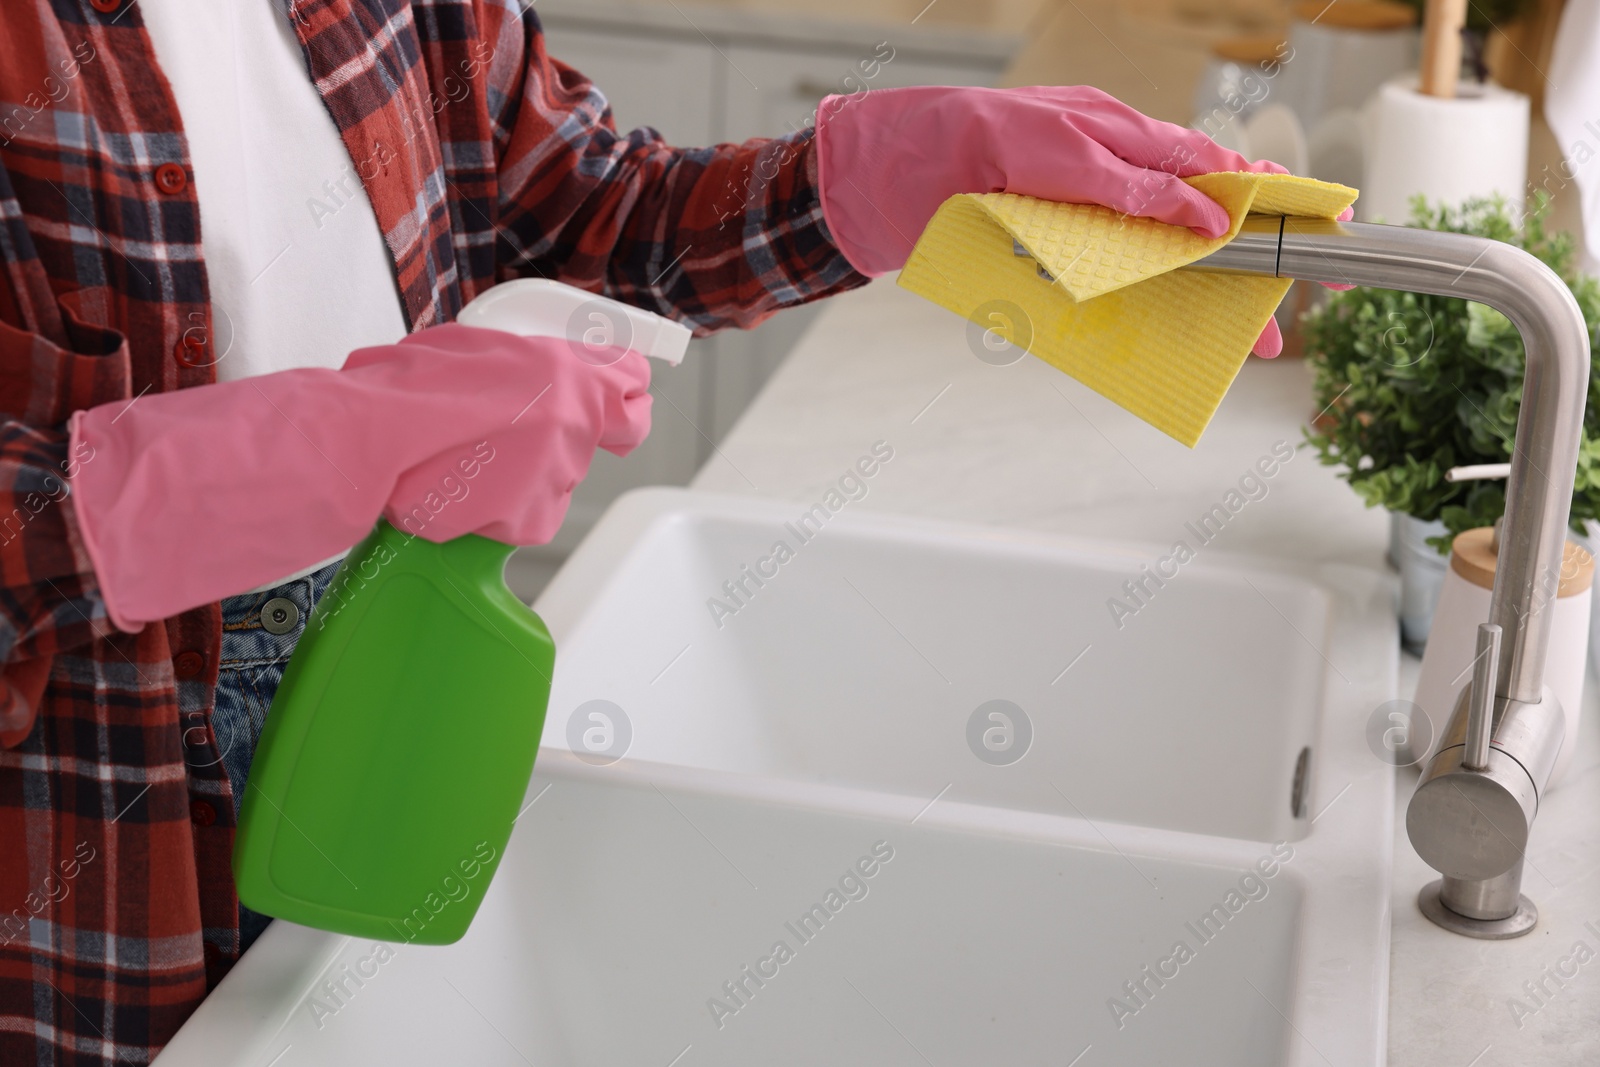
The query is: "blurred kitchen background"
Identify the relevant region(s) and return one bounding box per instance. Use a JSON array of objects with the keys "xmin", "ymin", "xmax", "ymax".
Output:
[{"xmin": 505, "ymin": 0, "xmax": 1583, "ymax": 599}]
